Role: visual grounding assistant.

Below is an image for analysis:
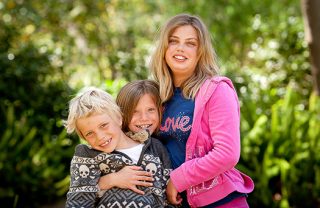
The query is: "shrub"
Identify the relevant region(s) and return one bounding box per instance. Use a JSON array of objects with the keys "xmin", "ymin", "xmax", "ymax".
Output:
[{"xmin": 239, "ymin": 84, "xmax": 320, "ymax": 207}]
